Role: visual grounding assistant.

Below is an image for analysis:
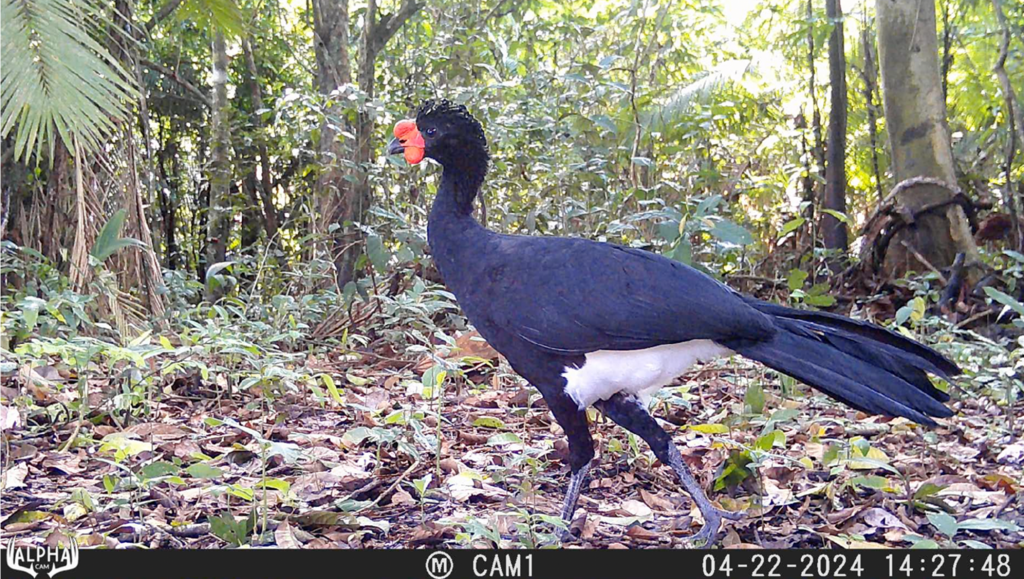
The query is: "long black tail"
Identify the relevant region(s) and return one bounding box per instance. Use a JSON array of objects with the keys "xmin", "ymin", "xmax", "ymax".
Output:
[{"xmin": 731, "ymin": 299, "xmax": 959, "ymax": 426}]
